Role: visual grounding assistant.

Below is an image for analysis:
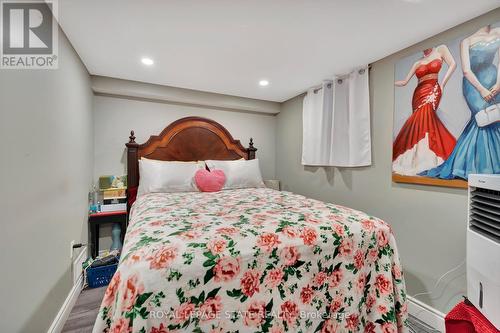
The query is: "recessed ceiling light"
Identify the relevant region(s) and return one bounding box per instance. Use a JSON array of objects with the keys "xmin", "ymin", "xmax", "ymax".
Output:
[
  {"xmin": 259, "ymin": 79, "xmax": 269, "ymax": 87},
  {"xmin": 141, "ymin": 57, "xmax": 154, "ymax": 66}
]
